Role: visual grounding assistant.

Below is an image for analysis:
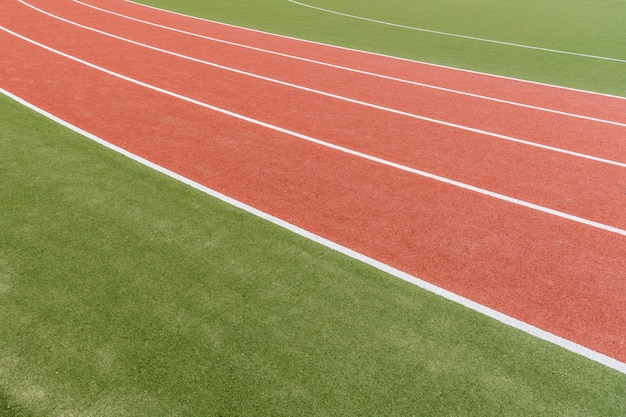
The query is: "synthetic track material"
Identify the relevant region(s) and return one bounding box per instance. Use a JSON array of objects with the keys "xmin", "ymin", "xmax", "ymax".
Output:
[{"xmin": 1, "ymin": 0, "xmax": 625, "ymax": 370}]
